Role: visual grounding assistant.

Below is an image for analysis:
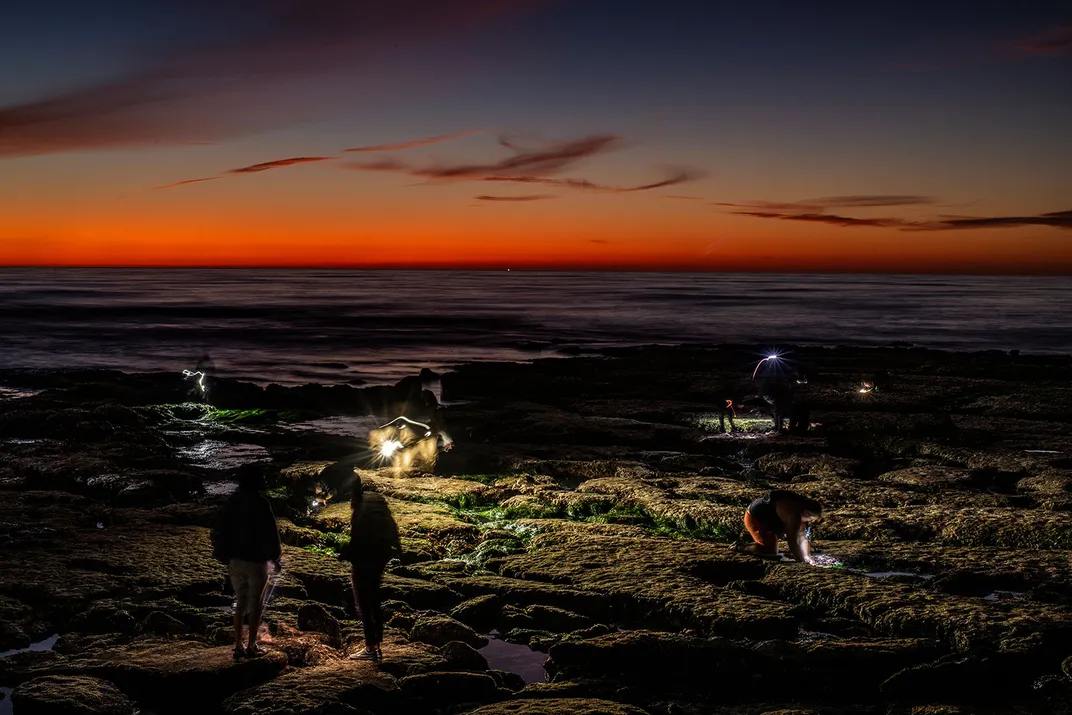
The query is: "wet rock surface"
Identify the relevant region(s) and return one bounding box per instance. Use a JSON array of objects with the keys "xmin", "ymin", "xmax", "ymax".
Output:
[{"xmin": 2, "ymin": 345, "xmax": 1071, "ymax": 713}]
